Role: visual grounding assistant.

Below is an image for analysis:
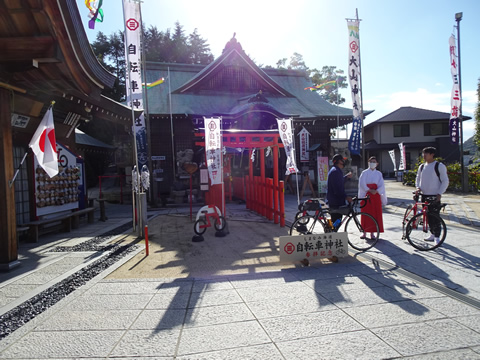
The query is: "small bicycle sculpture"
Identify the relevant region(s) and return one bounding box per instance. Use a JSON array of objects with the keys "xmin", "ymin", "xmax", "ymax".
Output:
[{"xmin": 193, "ymin": 205, "xmax": 227, "ymax": 235}]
